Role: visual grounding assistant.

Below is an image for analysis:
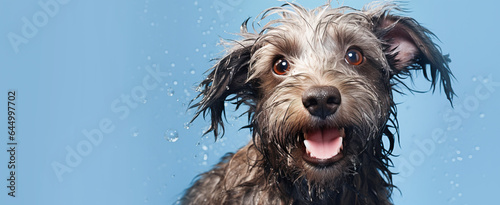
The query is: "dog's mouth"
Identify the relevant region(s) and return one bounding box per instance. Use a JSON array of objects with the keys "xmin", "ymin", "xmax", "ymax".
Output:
[{"xmin": 302, "ymin": 127, "xmax": 344, "ymax": 166}]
